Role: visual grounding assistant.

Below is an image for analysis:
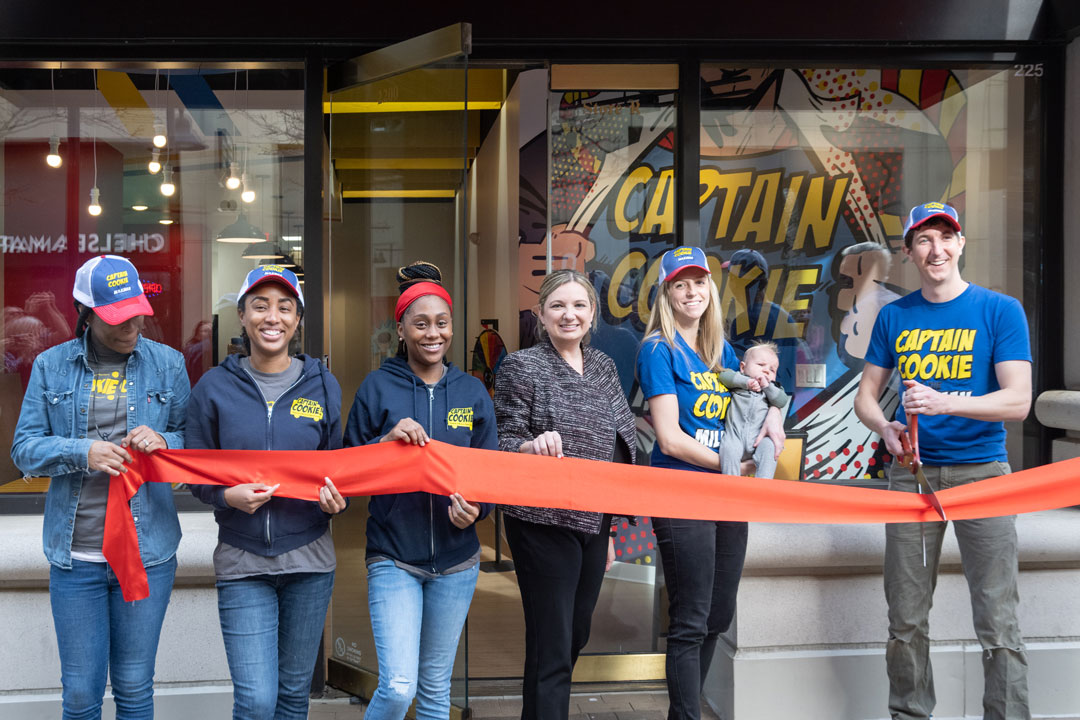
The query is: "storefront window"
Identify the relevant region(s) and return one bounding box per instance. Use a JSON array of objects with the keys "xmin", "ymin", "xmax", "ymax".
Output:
[
  {"xmin": 699, "ymin": 65, "xmax": 1042, "ymax": 482},
  {"xmin": 0, "ymin": 64, "xmax": 304, "ymax": 503}
]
